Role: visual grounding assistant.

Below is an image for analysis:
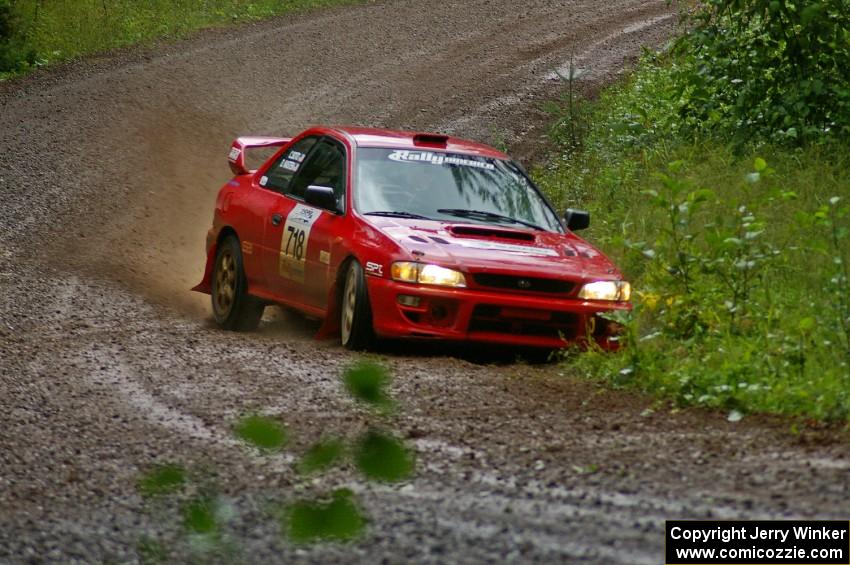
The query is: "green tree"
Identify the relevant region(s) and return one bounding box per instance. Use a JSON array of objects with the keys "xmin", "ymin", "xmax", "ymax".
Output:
[{"xmin": 672, "ymin": 0, "xmax": 850, "ymax": 143}]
